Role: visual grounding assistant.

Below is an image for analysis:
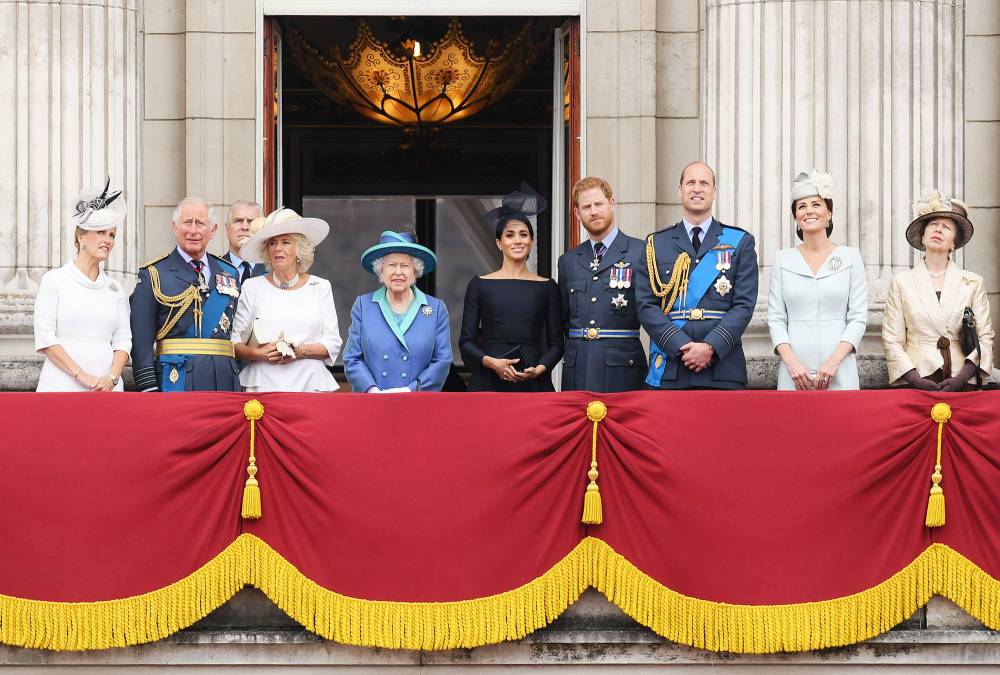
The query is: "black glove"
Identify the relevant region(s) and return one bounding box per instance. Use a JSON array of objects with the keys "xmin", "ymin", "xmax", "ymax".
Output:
[
  {"xmin": 939, "ymin": 361, "xmax": 979, "ymax": 392},
  {"xmin": 902, "ymin": 369, "xmax": 941, "ymax": 391}
]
